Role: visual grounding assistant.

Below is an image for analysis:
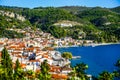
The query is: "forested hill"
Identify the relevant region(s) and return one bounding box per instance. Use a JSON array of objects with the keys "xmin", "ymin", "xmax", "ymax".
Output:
[
  {"xmin": 110, "ymin": 6, "xmax": 120, "ymax": 14},
  {"xmin": 0, "ymin": 5, "xmax": 120, "ymax": 43}
]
